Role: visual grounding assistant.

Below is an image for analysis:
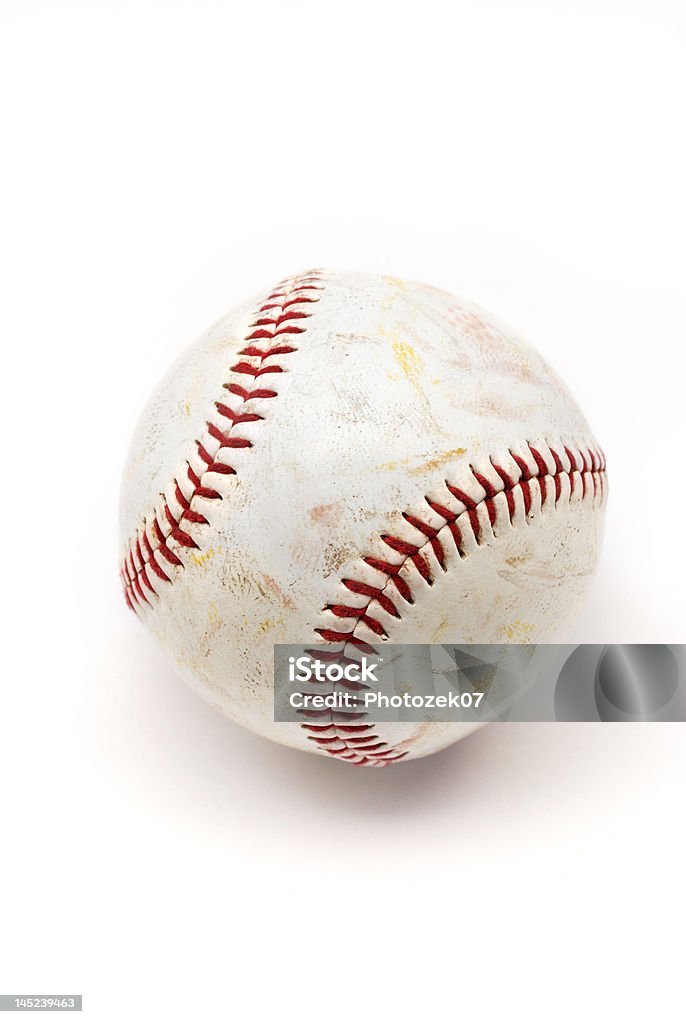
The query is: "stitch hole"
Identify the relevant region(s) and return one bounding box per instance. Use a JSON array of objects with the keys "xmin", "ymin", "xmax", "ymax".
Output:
[
  {"xmin": 423, "ymin": 497, "xmax": 441, "ymax": 520},
  {"xmin": 380, "ymin": 534, "xmax": 418, "ymax": 556},
  {"xmin": 401, "ymin": 510, "xmax": 434, "ymax": 534}
]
